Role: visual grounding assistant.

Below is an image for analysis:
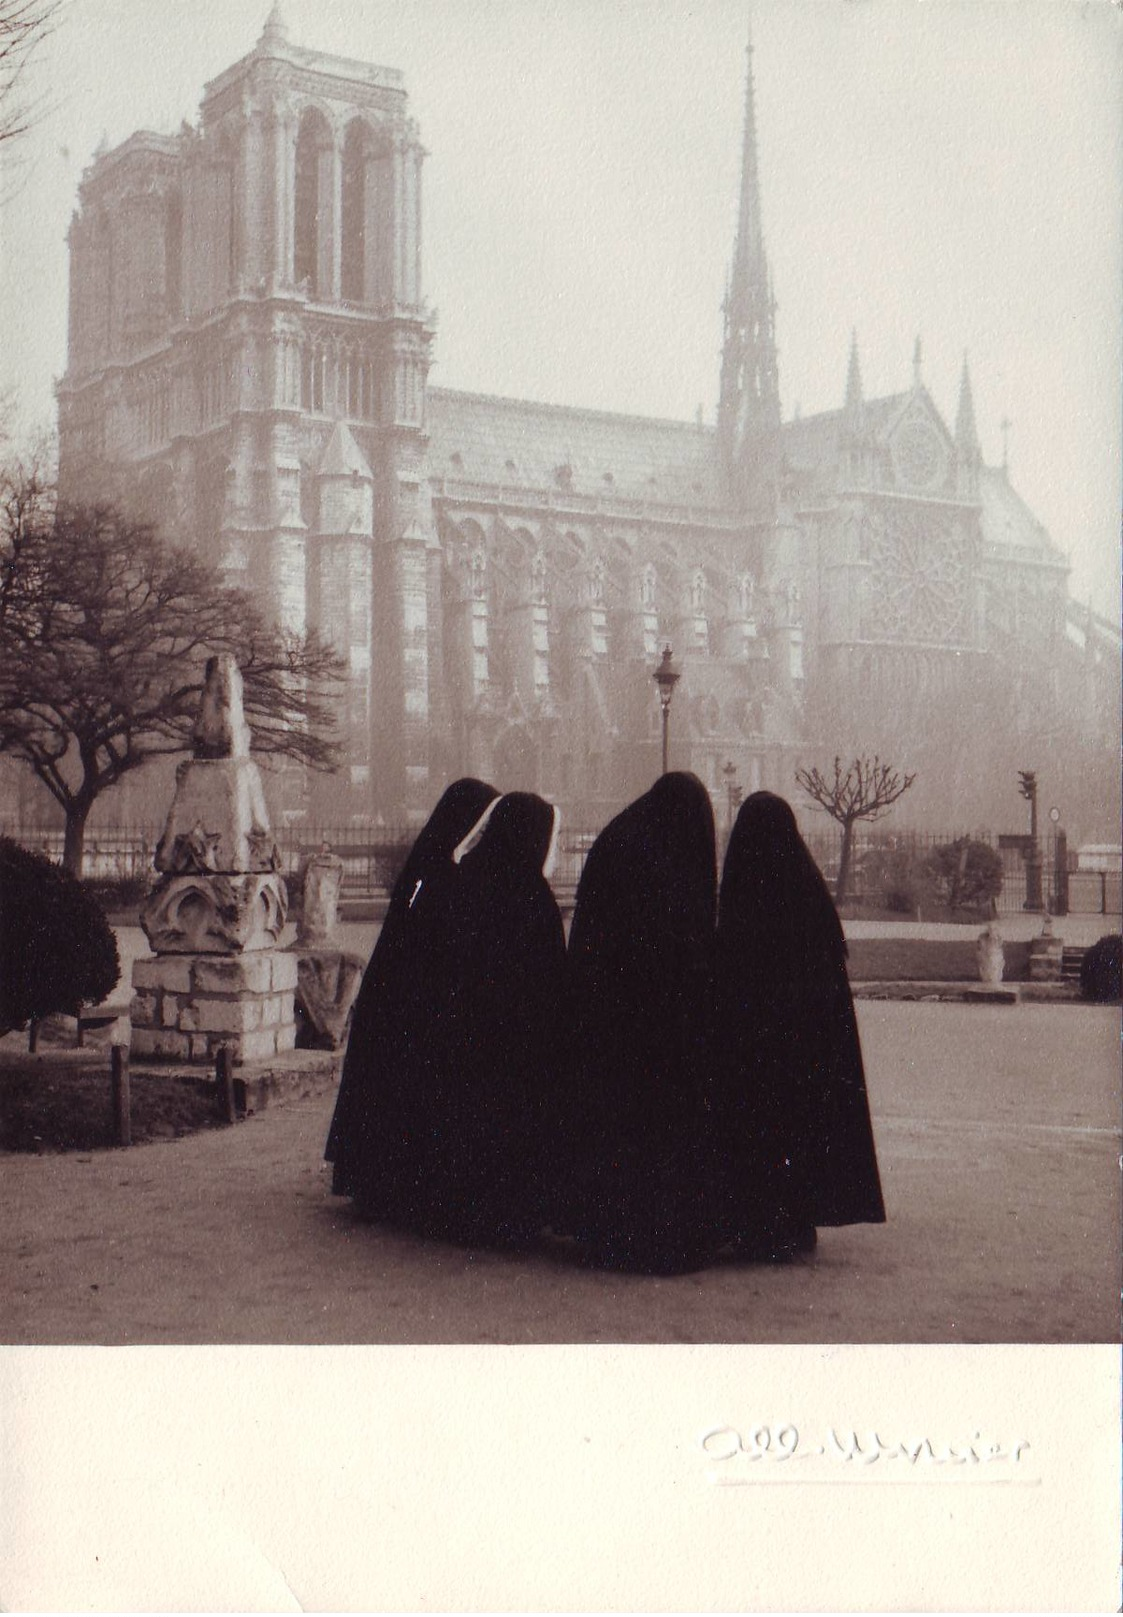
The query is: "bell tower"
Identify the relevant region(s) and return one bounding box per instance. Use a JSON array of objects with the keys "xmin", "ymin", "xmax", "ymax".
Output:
[{"xmin": 58, "ymin": 6, "xmax": 442, "ymax": 821}]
